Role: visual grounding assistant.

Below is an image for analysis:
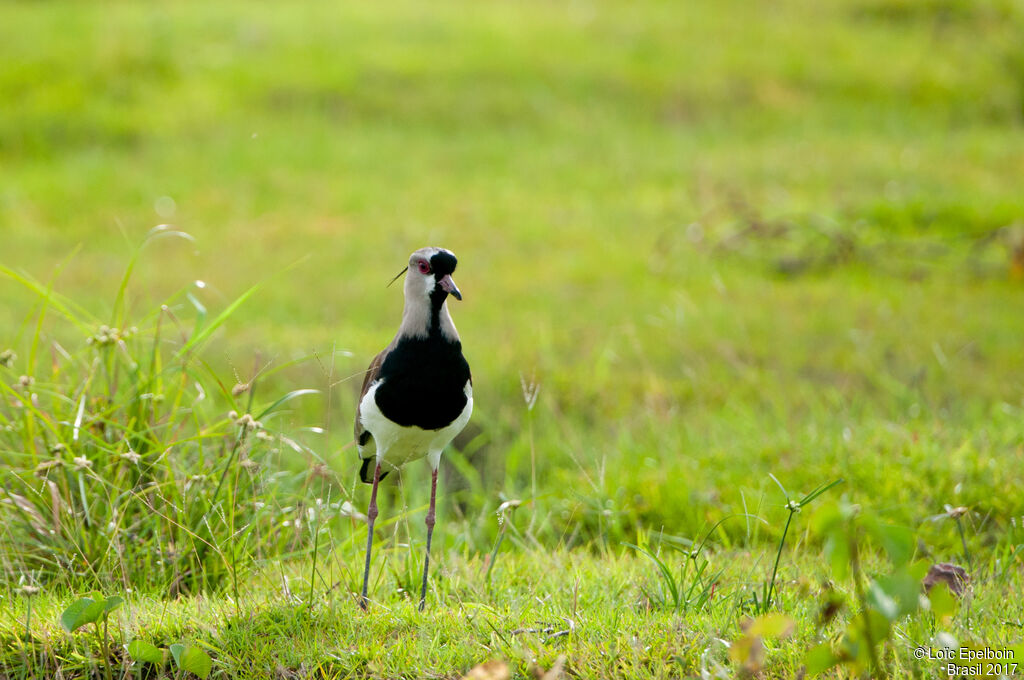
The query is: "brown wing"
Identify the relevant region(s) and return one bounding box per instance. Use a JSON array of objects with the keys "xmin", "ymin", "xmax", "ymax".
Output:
[{"xmin": 354, "ymin": 345, "xmax": 391, "ymax": 455}]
